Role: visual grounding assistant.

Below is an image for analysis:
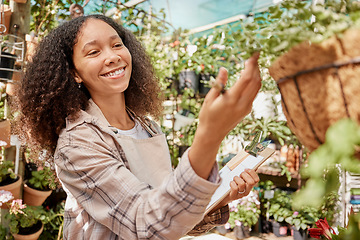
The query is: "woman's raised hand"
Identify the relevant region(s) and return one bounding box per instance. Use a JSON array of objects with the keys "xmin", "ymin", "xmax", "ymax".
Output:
[
  {"xmin": 199, "ymin": 52, "xmax": 261, "ymax": 141},
  {"xmin": 189, "ymin": 53, "xmax": 261, "ymax": 179}
]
